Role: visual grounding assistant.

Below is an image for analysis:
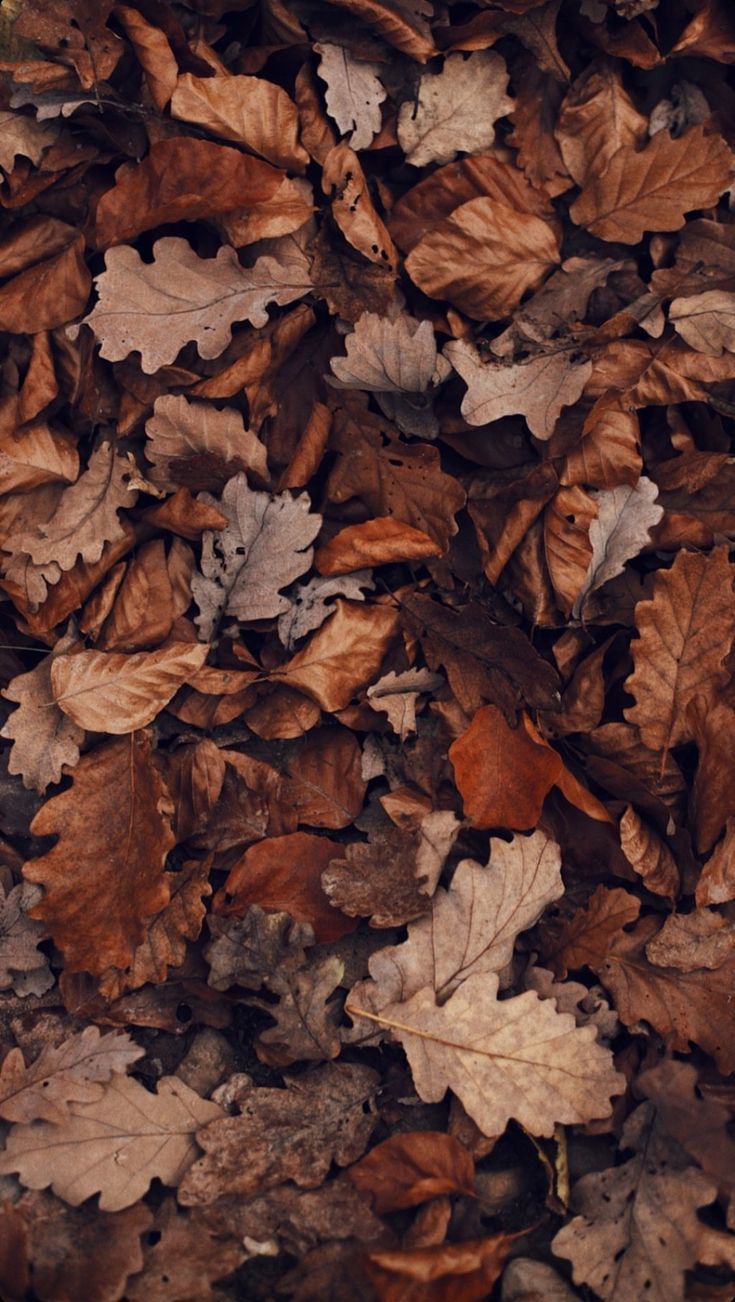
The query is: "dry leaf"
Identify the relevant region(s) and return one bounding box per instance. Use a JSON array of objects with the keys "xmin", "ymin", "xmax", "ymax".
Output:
[
  {"xmin": 316, "ymin": 520, "xmax": 441, "ymax": 576},
  {"xmin": 51, "ymin": 643, "xmax": 209, "ymax": 733},
  {"xmin": 1, "ymin": 629, "xmax": 85, "ymax": 793},
  {"xmin": 669, "ymin": 289, "xmax": 735, "ymax": 355},
  {"xmin": 271, "ymin": 599, "xmax": 399, "ymax": 712},
  {"xmin": 145, "ymin": 395, "xmax": 268, "ymax": 491},
  {"xmin": 555, "ymin": 59, "xmax": 647, "ymax": 185},
  {"xmin": 366, "ymin": 667, "xmax": 443, "ymax": 738},
  {"xmin": 278, "ymin": 571, "xmax": 374, "ymax": 650},
  {"xmin": 316, "ymin": 43, "xmax": 386, "ymax": 150},
  {"xmin": 0, "ymin": 1074, "xmax": 223, "ymax": 1212},
  {"xmin": 539, "ymin": 885, "xmax": 642, "ymax": 978},
  {"xmin": 348, "ymin": 1131, "xmax": 475, "ymax": 1213},
  {"xmin": 0, "ymin": 1026, "xmax": 143, "ymax": 1124},
  {"xmin": 619, "ymin": 804, "xmax": 679, "ymax": 900},
  {"xmin": 0, "ymin": 420, "xmax": 78, "ymax": 495},
  {"xmin": 16, "ymin": 442, "xmax": 136, "ymax": 571},
  {"xmin": 171, "ymin": 73, "xmax": 309, "ymax": 172},
  {"xmin": 445, "ymin": 340, "xmax": 592, "ymax": 440},
  {"xmin": 397, "ymin": 52, "xmax": 513, "ymax": 167},
  {"xmin": 573, "ymin": 477, "xmax": 663, "ymax": 615},
  {"xmin": 0, "ymin": 881, "xmax": 52, "ymax": 995}
]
